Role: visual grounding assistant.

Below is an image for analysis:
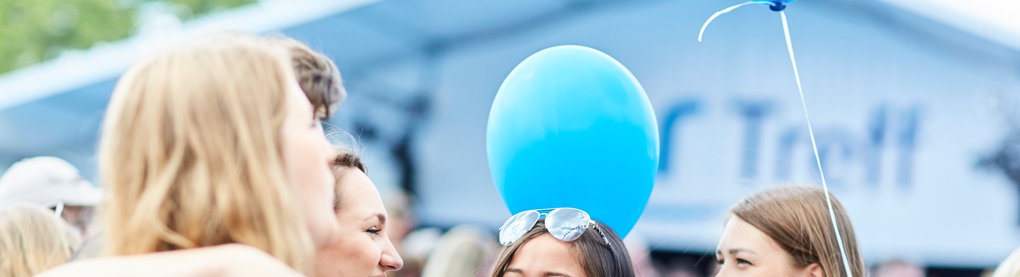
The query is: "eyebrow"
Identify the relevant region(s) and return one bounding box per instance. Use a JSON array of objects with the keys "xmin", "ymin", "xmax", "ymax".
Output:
[
  {"xmin": 505, "ymin": 269, "xmax": 573, "ymax": 277},
  {"xmin": 363, "ymin": 213, "xmax": 386, "ymax": 225},
  {"xmin": 717, "ymin": 248, "xmax": 757, "ymax": 256}
]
